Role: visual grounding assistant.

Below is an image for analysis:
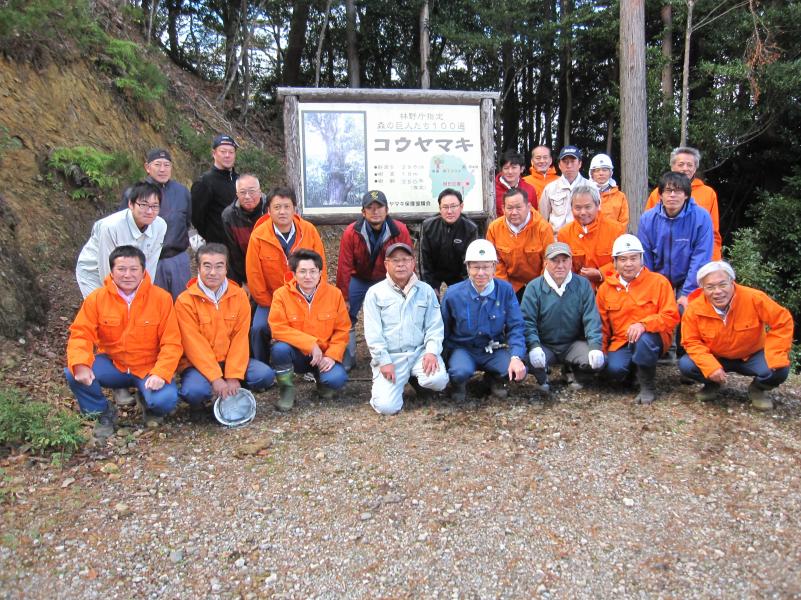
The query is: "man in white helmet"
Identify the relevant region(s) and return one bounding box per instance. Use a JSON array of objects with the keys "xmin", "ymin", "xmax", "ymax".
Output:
[
  {"xmin": 588, "ymin": 153, "xmax": 629, "ymax": 228},
  {"xmin": 440, "ymin": 239, "xmax": 527, "ymax": 402},
  {"xmin": 520, "ymin": 242, "xmax": 605, "ymax": 393},
  {"xmin": 596, "ymin": 234, "xmax": 680, "ymax": 404}
]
